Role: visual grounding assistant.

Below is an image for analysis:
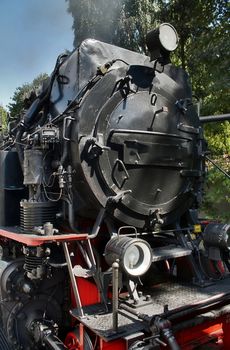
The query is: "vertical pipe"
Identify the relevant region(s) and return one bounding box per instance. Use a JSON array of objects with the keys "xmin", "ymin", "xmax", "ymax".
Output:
[
  {"xmin": 112, "ymin": 260, "xmax": 119, "ymax": 332},
  {"xmin": 62, "ymin": 242, "xmax": 84, "ymax": 317}
]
